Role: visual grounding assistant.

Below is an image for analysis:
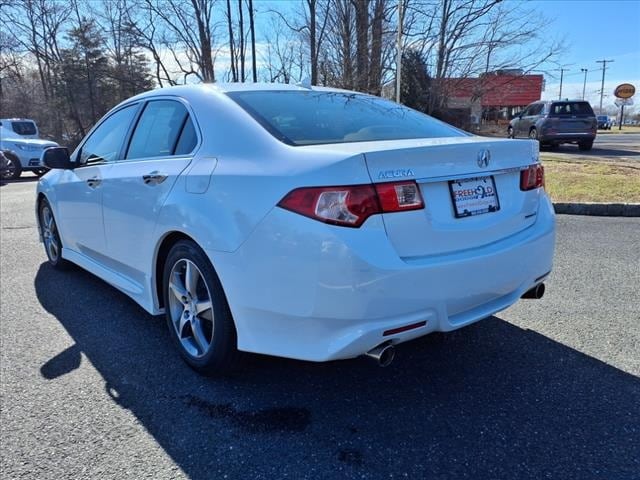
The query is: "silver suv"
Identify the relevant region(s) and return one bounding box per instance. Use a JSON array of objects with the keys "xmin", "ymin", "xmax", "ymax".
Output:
[
  {"xmin": 508, "ymin": 100, "xmax": 597, "ymax": 151},
  {"xmin": 0, "ymin": 118, "xmax": 58, "ymax": 178}
]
